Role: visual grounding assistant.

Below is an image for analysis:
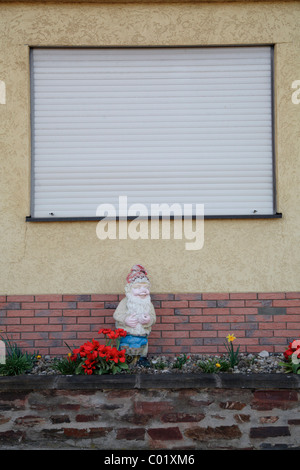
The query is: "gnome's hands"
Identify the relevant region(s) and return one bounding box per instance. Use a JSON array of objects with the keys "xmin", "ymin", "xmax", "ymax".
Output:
[
  {"xmin": 140, "ymin": 313, "xmax": 151, "ymax": 325},
  {"xmin": 125, "ymin": 314, "xmax": 139, "ymax": 328}
]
